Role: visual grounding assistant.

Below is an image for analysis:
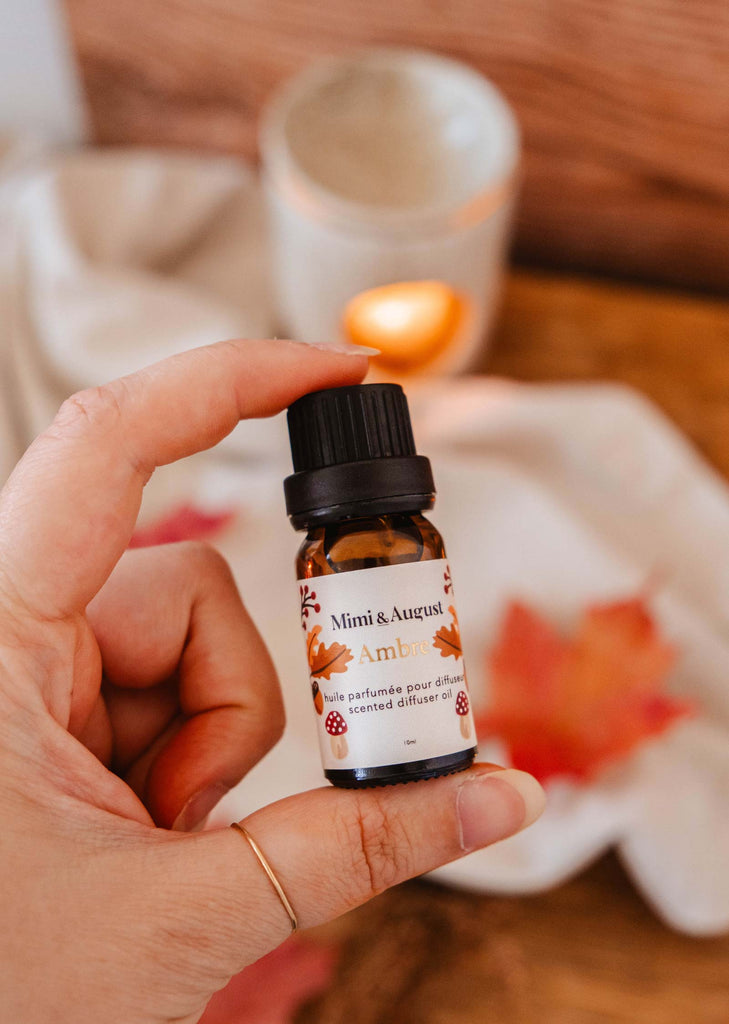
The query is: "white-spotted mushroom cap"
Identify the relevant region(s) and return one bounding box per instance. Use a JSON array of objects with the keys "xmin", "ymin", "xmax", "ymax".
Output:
[
  {"xmin": 325, "ymin": 711, "xmax": 348, "ymax": 735},
  {"xmin": 455, "ymin": 691, "xmax": 469, "ymax": 716}
]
